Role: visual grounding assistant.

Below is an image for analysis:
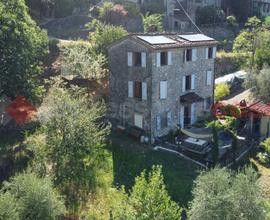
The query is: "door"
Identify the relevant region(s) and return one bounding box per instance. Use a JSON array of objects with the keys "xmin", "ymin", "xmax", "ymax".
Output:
[{"xmin": 184, "ymin": 105, "xmax": 191, "ymax": 126}]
